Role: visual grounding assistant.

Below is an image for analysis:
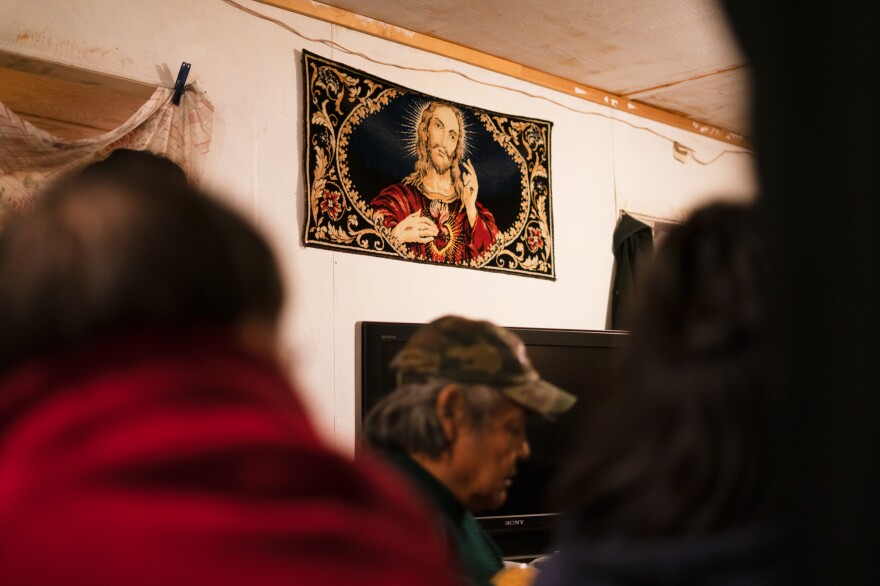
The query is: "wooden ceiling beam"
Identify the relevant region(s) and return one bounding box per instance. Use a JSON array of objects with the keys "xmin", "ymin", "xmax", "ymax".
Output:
[{"xmin": 255, "ymin": 0, "xmax": 749, "ymax": 148}]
